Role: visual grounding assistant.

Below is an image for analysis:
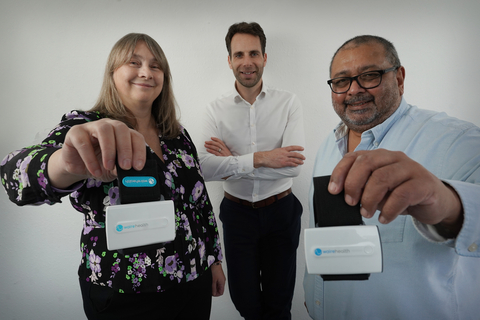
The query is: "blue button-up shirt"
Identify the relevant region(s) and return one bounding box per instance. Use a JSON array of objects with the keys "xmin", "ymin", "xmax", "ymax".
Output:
[{"xmin": 304, "ymin": 98, "xmax": 480, "ymax": 320}]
